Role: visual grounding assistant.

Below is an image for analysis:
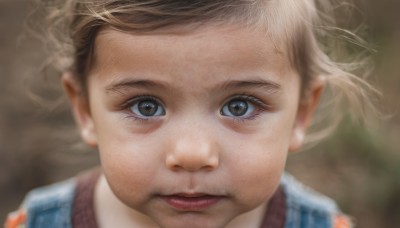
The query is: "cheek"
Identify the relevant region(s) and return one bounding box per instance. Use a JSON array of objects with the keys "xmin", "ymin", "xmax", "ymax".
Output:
[
  {"xmin": 93, "ymin": 116, "xmax": 163, "ymax": 206},
  {"xmin": 99, "ymin": 138, "xmax": 163, "ymax": 208},
  {"xmin": 220, "ymin": 120, "xmax": 291, "ymax": 207},
  {"xmin": 91, "ymin": 101, "xmax": 160, "ymax": 173}
]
